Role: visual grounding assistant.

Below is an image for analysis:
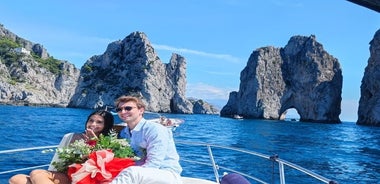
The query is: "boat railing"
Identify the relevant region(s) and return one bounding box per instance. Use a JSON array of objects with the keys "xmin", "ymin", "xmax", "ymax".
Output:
[
  {"xmin": 0, "ymin": 142, "xmax": 338, "ymax": 184},
  {"xmin": 175, "ymin": 141, "xmax": 338, "ymax": 184},
  {"xmin": 0, "ymin": 145, "xmax": 58, "ymax": 175}
]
